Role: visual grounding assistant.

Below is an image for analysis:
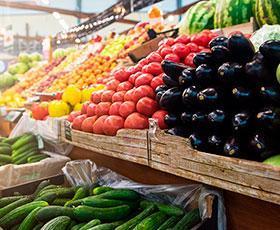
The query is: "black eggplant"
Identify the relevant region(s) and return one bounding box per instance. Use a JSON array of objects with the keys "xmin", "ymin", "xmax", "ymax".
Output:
[
  {"xmin": 208, "ymin": 110, "xmax": 227, "ymax": 130},
  {"xmin": 189, "ymin": 133, "xmax": 208, "ymax": 151},
  {"xmin": 163, "ymin": 74, "xmax": 179, "ymax": 87},
  {"xmin": 223, "ymin": 137, "xmax": 243, "ymax": 158},
  {"xmin": 208, "ymin": 134, "xmax": 224, "ymax": 154},
  {"xmin": 232, "ymin": 87, "xmax": 253, "ymax": 106},
  {"xmin": 156, "ymin": 91, "xmax": 165, "ymax": 103},
  {"xmin": 193, "ymin": 52, "xmax": 213, "ymax": 67},
  {"xmin": 161, "ymin": 60, "xmax": 187, "ymax": 79},
  {"xmin": 159, "ymin": 87, "xmax": 182, "ymax": 111},
  {"xmin": 211, "ymin": 46, "xmax": 230, "ymax": 65},
  {"xmin": 179, "ymin": 68, "xmax": 196, "ymax": 88},
  {"xmin": 259, "ymin": 40, "xmax": 280, "ymax": 63},
  {"xmin": 253, "ymin": 51, "xmax": 265, "ymax": 62},
  {"xmin": 259, "ymin": 86, "xmax": 280, "ymax": 106},
  {"xmin": 227, "ymin": 33, "xmax": 255, "ymax": 64},
  {"xmin": 166, "ymin": 126, "xmax": 190, "ymax": 138},
  {"xmin": 232, "ymin": 112, "xmax": 252, "ymax": 134},
  {"xmin": 195, "ymin": 64, "xmax": 216, "ymax": 87},
  {"xmin": 164, "ymin": 113, "xmax": 181, "ymax": 127},
  {"xmin": 182, "ymin": 86, "xmax": 199, "ymax": 107},
  {"xmin": 209, "ymin": 36, "xmax": 228, "ymax": 48},
  {"xmin": 245, "ymin": 60, "xmax": 273, "ymax": 85},
  {"xmin": 192, "ymin": 112, "xmax": 208, "ymax": 129},
  {"xmin": 256, "ymin": 108, "xmax": 280, "ymax": 131},
  {"xmin": 217, "ymin": 62, "xmax": 244, "ymax": 86},
  {"xmin": 197, "ymin": 88, "xmax": 220, "ymax": 107},
  {"xmin": 155, "ymin": 85, "xmax": 169, "ymax": 94},
  {"xmin": 181, "ymin": 111, "xmax": 193, "ymax": 126}
]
